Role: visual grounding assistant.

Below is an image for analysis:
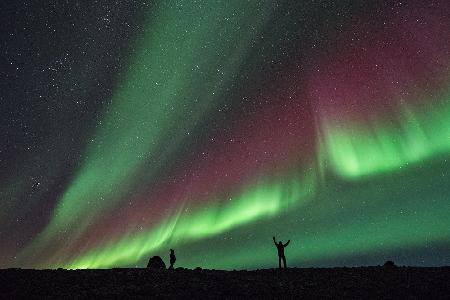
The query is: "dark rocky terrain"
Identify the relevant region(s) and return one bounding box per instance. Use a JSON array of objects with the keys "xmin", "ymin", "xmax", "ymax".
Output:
[{"xmin": 1, "ymin": 266, "xmax": 449, "ymax": 299}]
